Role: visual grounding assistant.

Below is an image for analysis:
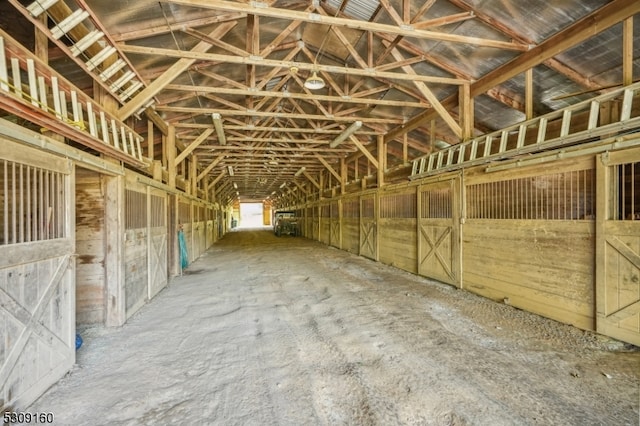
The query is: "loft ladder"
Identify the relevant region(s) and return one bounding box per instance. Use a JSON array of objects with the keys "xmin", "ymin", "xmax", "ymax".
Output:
[
  {"xmin": 410, "ymin": 82, "xmax": 640, "ymax": 179},
  {"xmin": 14, "ymin": 0, "xmax": 144, "ymax": 104}
]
